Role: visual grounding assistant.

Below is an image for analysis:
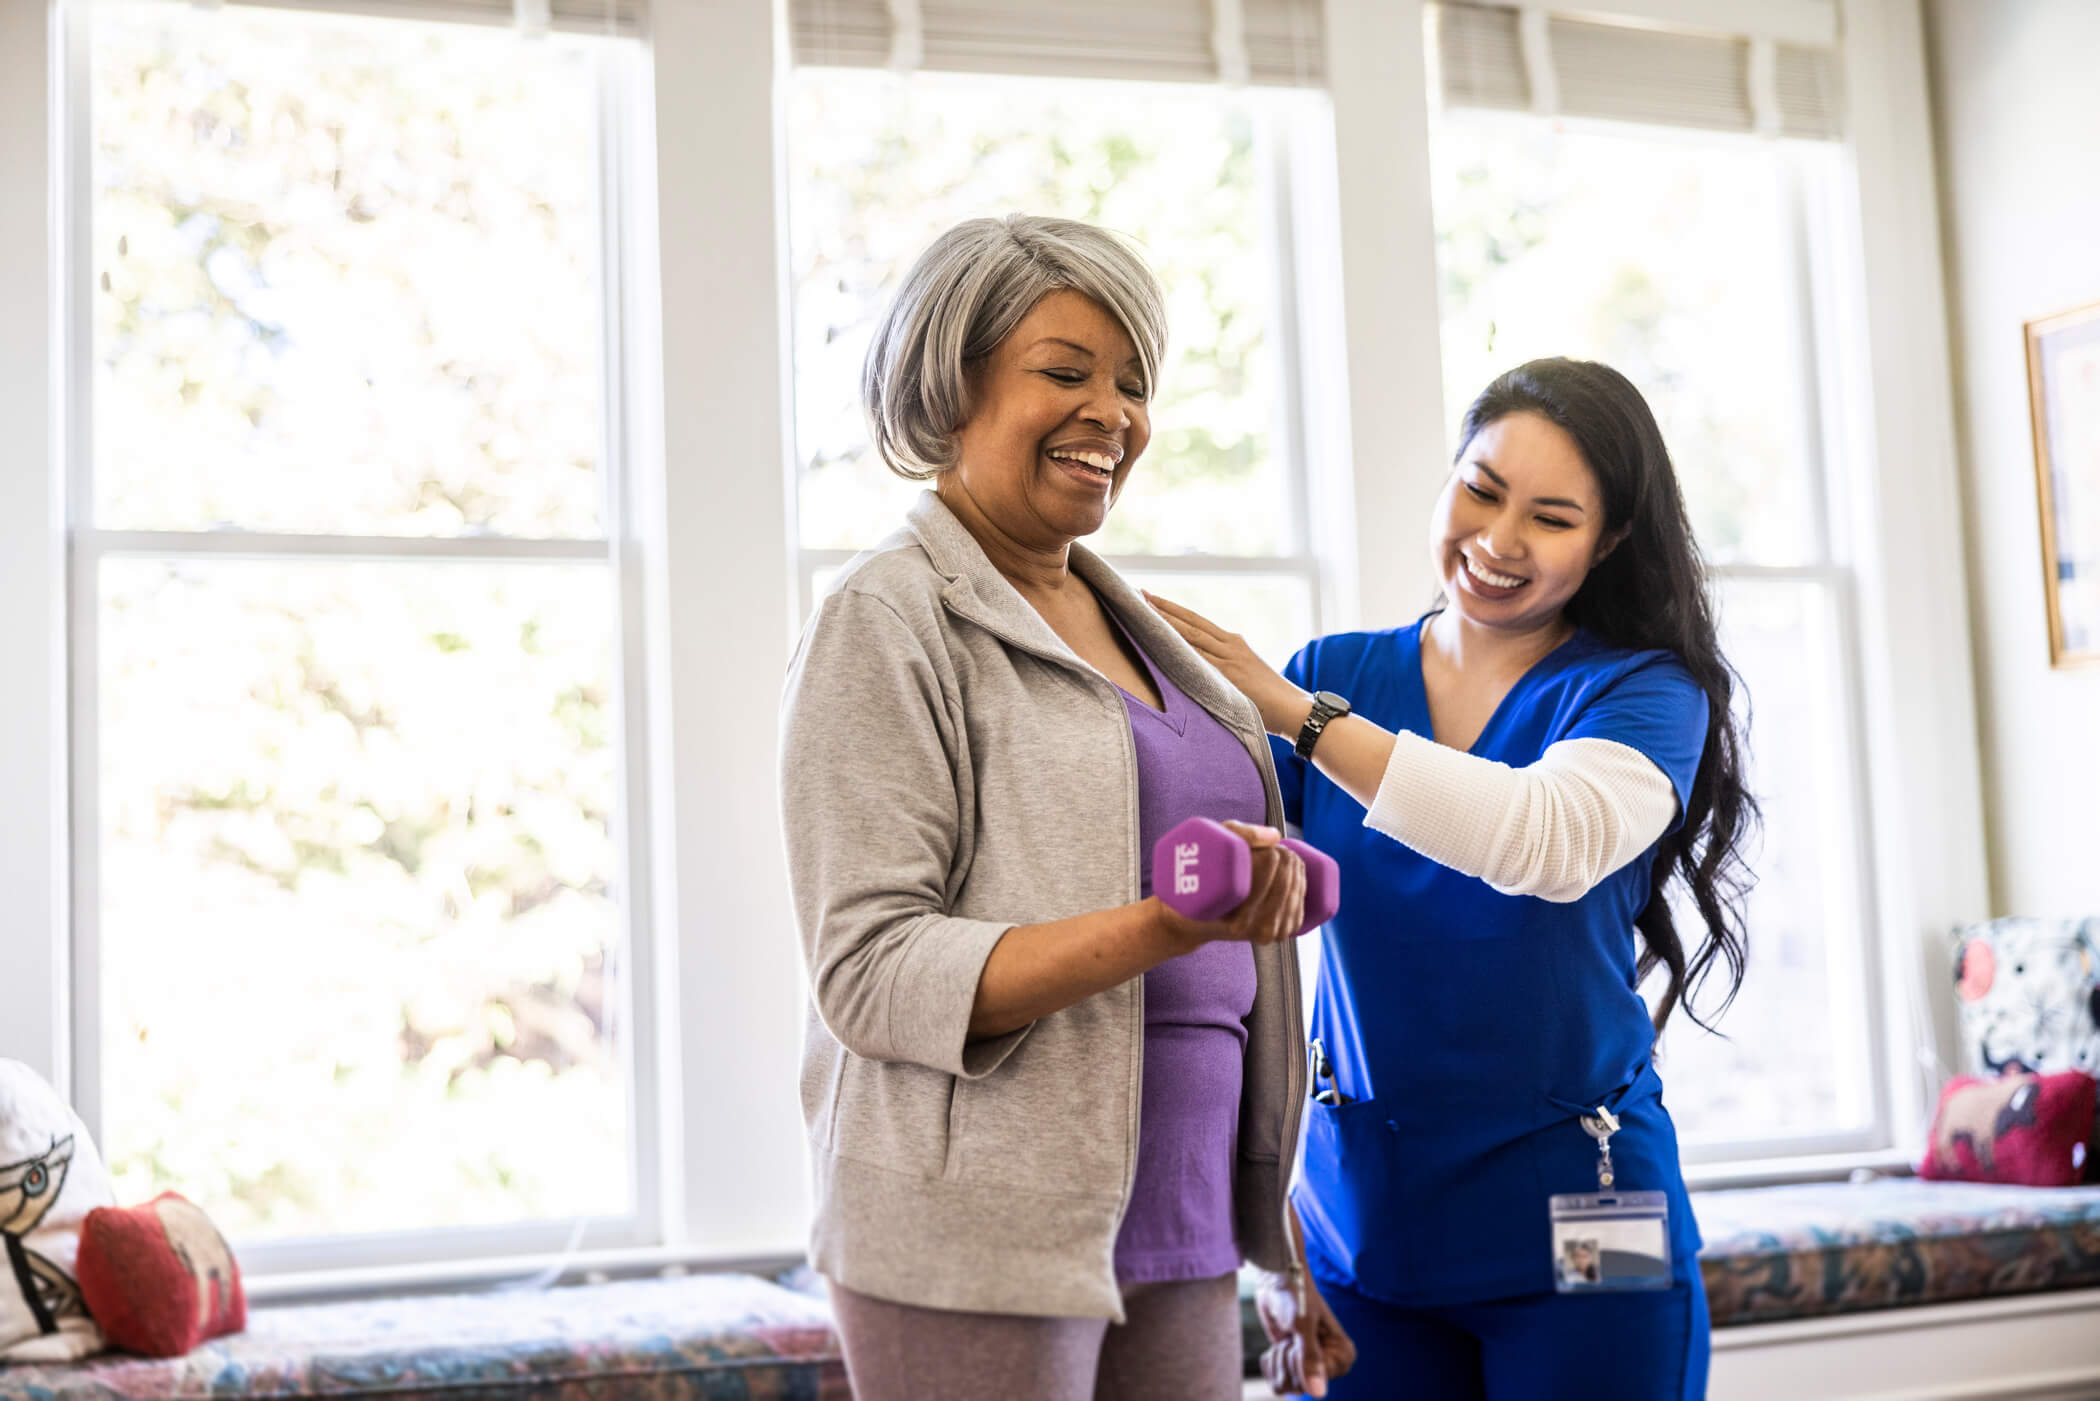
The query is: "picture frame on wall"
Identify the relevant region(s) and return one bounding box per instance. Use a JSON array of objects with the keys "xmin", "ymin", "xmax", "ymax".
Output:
[{"xmin": 2025, "ymin": 300, "xmax": 2100, "ymax": 669}]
